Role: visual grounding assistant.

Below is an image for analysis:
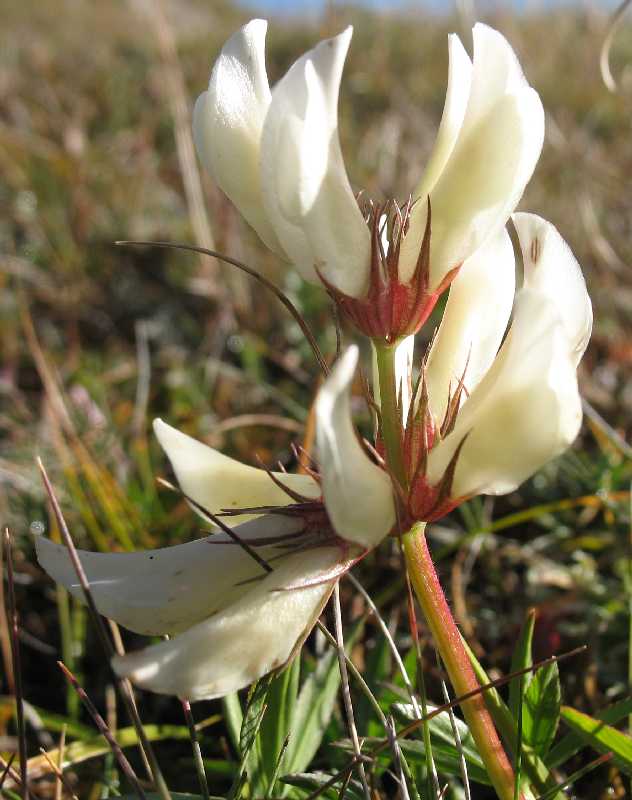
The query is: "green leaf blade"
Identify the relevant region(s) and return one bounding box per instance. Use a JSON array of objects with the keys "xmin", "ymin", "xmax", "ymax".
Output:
[
  {"xmin": 560, "ymin": 705, "xmax": 632, "ymax": 776},
  {"xmin": 522, "ymin": 662, "xmax": 561, "ymax": 757}
]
